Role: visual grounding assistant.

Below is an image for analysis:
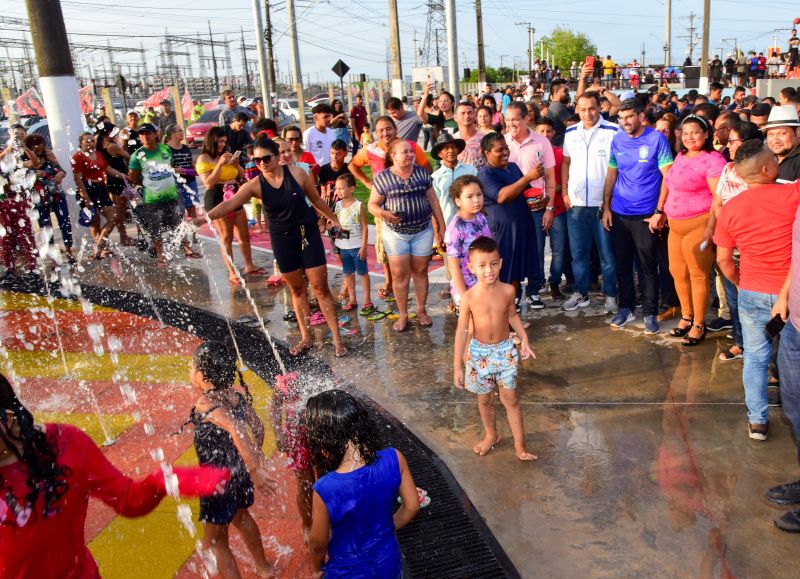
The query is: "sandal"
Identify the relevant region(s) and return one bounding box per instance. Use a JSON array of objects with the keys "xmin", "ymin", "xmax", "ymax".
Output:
[
  {"xmin": 266, "ymin": 274, "xmax": 285, "ymax": 287},
  {"xmin": 366, "ymin": 310, "xmax": 388, "ymax": 321},
  {"xmin": 338, "ymin": 314, "xmax": 351, "ymax": 326},
  {"xmin": 682, "ymin": 324, "xmax": 706, "ymax": 346},
  {"xmin": 669, "ymin": 317, "xmax": 693, "ymax": 338},
  {"xmin": 359, "ymin": 303, "xmax": 375, "ymax": 316},
  {"xmin": 388, "ymin": 312, "xmax": 416, "ymax": 321},
  {"xmin": 283, "ymin": 310, "xmax": 297, "ymax": 322},
  {"xmin": 342, "ymin": 302, "xmax": 357, "ymax": 312},
  {"xmin": 719, "ymin": 347, "xmax": 744, "ymax": 361},
  {"xmin": 244, "ymin": 267, "xmax": 268, "ymax": 277},
  {"xmin": 309, "ymin": 311, "xmax": 326, "ymax": 326},
  {"xmin": 183, "ymin": 250, "xmax": 202, "ymax": 259}
]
